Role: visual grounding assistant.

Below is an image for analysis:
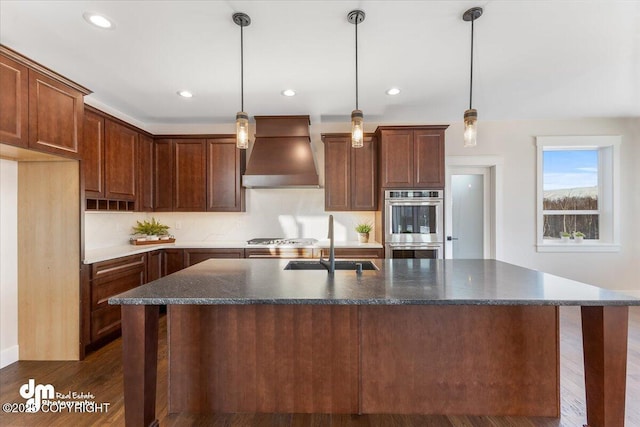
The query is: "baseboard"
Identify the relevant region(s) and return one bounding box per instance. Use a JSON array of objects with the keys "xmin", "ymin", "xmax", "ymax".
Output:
[{"xmin": 0, "ymin": 345, "xmax": 19, "ymax": 369}]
